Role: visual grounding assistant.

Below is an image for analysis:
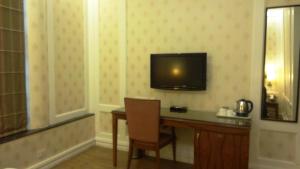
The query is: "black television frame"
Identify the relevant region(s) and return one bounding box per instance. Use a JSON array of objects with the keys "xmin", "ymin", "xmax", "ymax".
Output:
[{"xmin": 150, "ymin": 53, "xmax": 207, "ymax": 91}]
